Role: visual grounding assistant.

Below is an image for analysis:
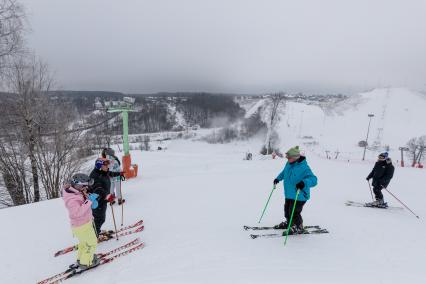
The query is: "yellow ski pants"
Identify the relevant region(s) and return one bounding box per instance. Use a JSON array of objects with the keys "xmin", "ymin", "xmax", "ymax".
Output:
[{"xmin": 71, "ymin": 221, "xmax": 98, "ymax": 266}]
